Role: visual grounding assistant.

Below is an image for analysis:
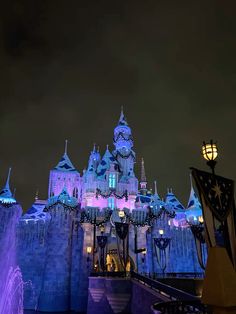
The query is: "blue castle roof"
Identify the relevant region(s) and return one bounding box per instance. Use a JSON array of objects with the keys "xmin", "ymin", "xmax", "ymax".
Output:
[
  {"xmin": 165, "ymin": 189, "xmax": 185, "ymax": 211},
  {"xmin": 97, "ymin": 146, "xmax": 118, "ymax": 178},
  {"xmin": 0, "ymin": 168, "xmax": 17, "ymax": 205}
]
